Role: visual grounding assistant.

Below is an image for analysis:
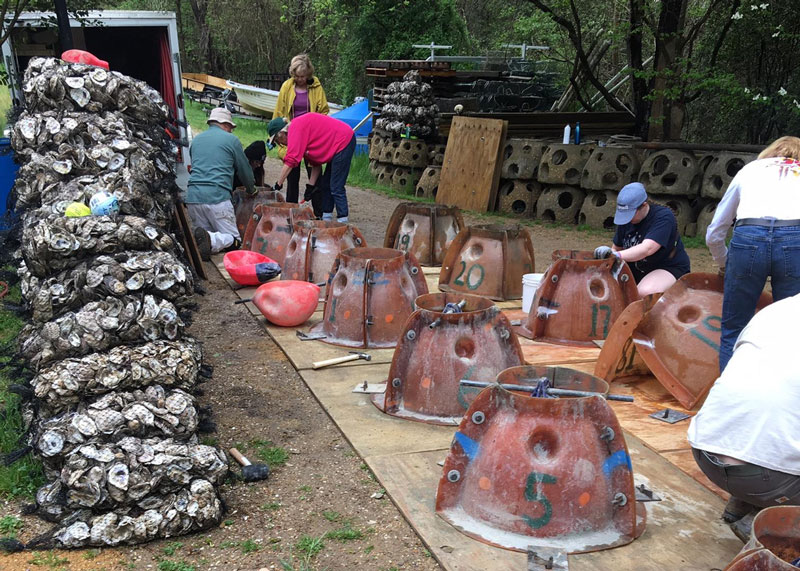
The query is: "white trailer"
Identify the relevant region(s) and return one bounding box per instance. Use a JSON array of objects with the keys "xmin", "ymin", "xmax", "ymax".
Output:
[{"xmin": 1, "ymin": 10, "xmax": 191, "ymax": 189}]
